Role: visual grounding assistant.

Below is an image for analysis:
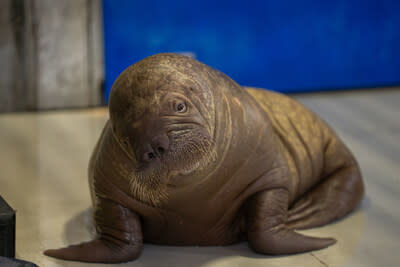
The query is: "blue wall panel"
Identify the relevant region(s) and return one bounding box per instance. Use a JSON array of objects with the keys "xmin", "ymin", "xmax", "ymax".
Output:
[{"xmin": 103, "ymin": 0, "xmax": 400, "ymax": 102}]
